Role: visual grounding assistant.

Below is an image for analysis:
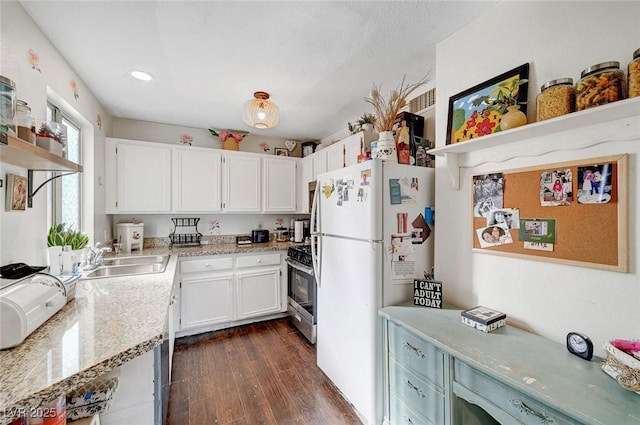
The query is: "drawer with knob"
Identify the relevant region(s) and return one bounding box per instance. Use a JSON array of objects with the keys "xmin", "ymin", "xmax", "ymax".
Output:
[
  {"xmin": 388, "ymin": 321, "xmax": 445, "ymax": 388},
  {"xmin": 235, "ymin": 253, "xmax": 281, "ymax": 269},
  {"xmin": 389, "ymin": 359, "xmax": 445, "ymax": 425},
  {"xmin": 180, "ymin": 257, "xmax": 233, "ymax": 273}
]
